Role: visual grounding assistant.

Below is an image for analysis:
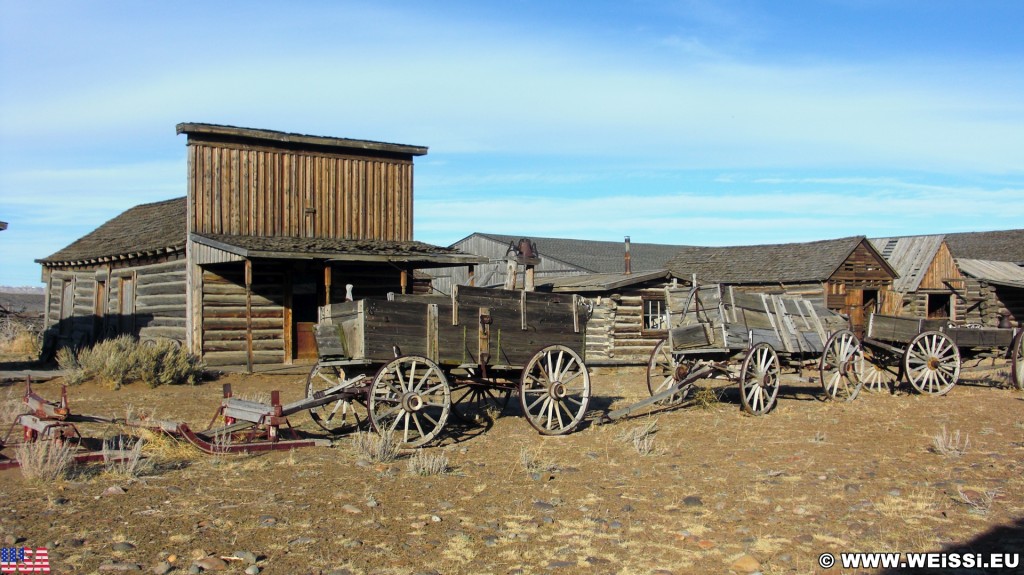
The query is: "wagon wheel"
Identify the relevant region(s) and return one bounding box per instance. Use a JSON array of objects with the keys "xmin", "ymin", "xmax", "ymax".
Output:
[
  {"xmin": 450, "ymin": 378, "xmax": 513, "ymax": 424},
  {"xmin": 305, "ymin": 364, "xmax": 368, "ymax": 434},
  {"xmin": 739, "ymin": 343, "xmax": 780, "ymax": 415},
  {"xmin": 368, "ymin": 355, "xmax": 451, "ymax": 448},
  {"xmin": 520, "ymin": 345, "xmax": 591, "ymax": 435},
  {"xmin": 903, "ymin": 331, "xmax": 961, "ymax": 396},
  {"xmin": 1010, "ymin": 330, "xmax": 1024, "ymax": 390},
  {"xmin": 646, "ymin": 339, "xmax": 695, "ymax": 405},
  {"xmin": 818, "ymin": 330, "xmax": 864, "ymax": 401},
  {"xmin": 858, "ymin": 346, "xmax": 898, "ymax": 393}
]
